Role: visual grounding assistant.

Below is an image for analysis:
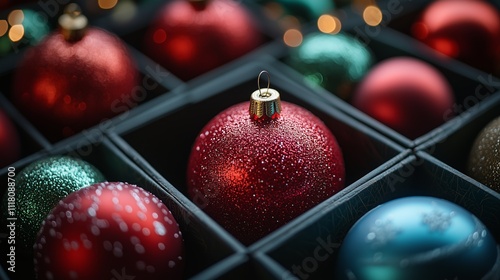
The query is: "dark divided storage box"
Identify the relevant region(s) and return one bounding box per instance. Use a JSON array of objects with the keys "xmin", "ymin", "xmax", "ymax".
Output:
[{"xmin": 1, "ymin": 0, "xmax": 499, "ymax": 279}]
